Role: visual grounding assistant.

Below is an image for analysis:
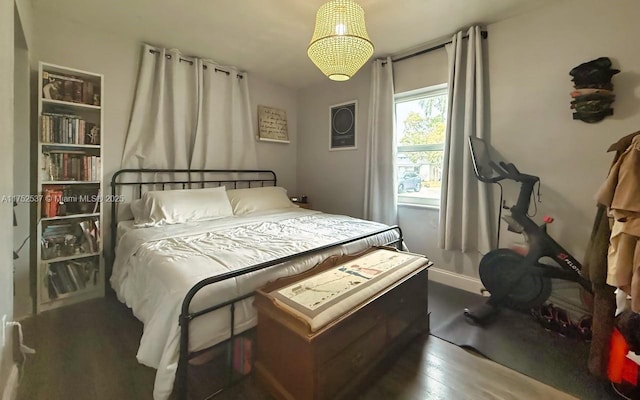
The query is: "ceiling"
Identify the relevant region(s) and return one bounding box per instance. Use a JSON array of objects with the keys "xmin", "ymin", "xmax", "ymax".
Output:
[{"xmin": 31, "ymin": 0, "xmax": 556, "ymax": 89}]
